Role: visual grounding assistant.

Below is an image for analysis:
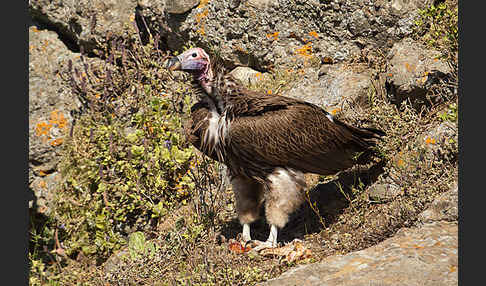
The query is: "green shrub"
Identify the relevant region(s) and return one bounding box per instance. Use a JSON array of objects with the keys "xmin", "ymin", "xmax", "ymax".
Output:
[
  {"xmin": 414, "ymin": 0, "xmax": 458, "ymax": 61},
  {"xmin": 50, "ymin": 29, "xmax": 196, "ymax": 262}
]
